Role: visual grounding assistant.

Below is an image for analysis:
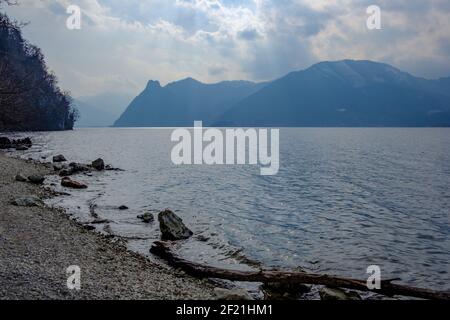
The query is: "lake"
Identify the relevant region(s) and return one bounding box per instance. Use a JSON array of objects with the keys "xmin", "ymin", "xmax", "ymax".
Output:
[{"xmin": 16, "ymin": 128, "xmax": 450, "ymax": 292}]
